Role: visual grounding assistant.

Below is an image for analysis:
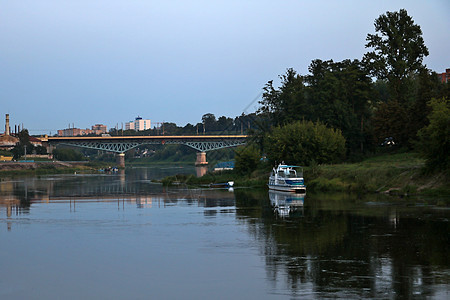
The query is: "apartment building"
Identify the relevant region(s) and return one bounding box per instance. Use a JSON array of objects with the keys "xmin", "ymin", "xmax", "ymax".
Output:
[{"xmin": 125, "ymin": 117, "xmax": 151, "ymax": 131}]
